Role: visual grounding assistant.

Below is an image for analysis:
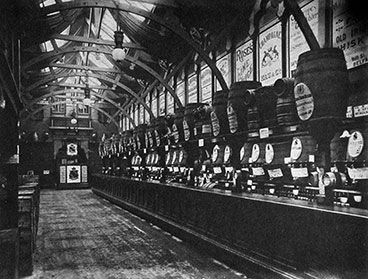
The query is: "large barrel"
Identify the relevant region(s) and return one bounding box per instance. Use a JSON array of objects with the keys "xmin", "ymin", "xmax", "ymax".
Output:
[
  {"xmin": 244, "ymin": 90, "xmax": 261, "ymax": 130},
  {"xmin": 133, "ymin": 124, "xmax": 147, "ymax": 150},
  {"xmin": 211, "ymin": 90, "xmax": 229, "ymax": 137},
  {"xmin": 294, "ymin": 48, "xmax": 349, "ymax": 121},
  {"xmin": 228, "ymin": 81, "xmax": 261, "ymax": 133},
  {"xmin": 274, "ymin": 78, "xmax": 298, "ymax": 126},
  {"xmin": 172, "ymin": 107, "xmax": 185, "ymax": 144},
  {"xmin": 193, "ymin": 103, "xmax": 212, "ymax": 139},
  {"xmin": 183, "ymin": 103, "xmax": 204, "ymax": 142},
  {"xmin": 253, "ymin": 85, "xmax": 277, "ymax": 128},
  {"xmin": 154, "ymin": 116, "xmax": 169, "ymax": 146}
]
